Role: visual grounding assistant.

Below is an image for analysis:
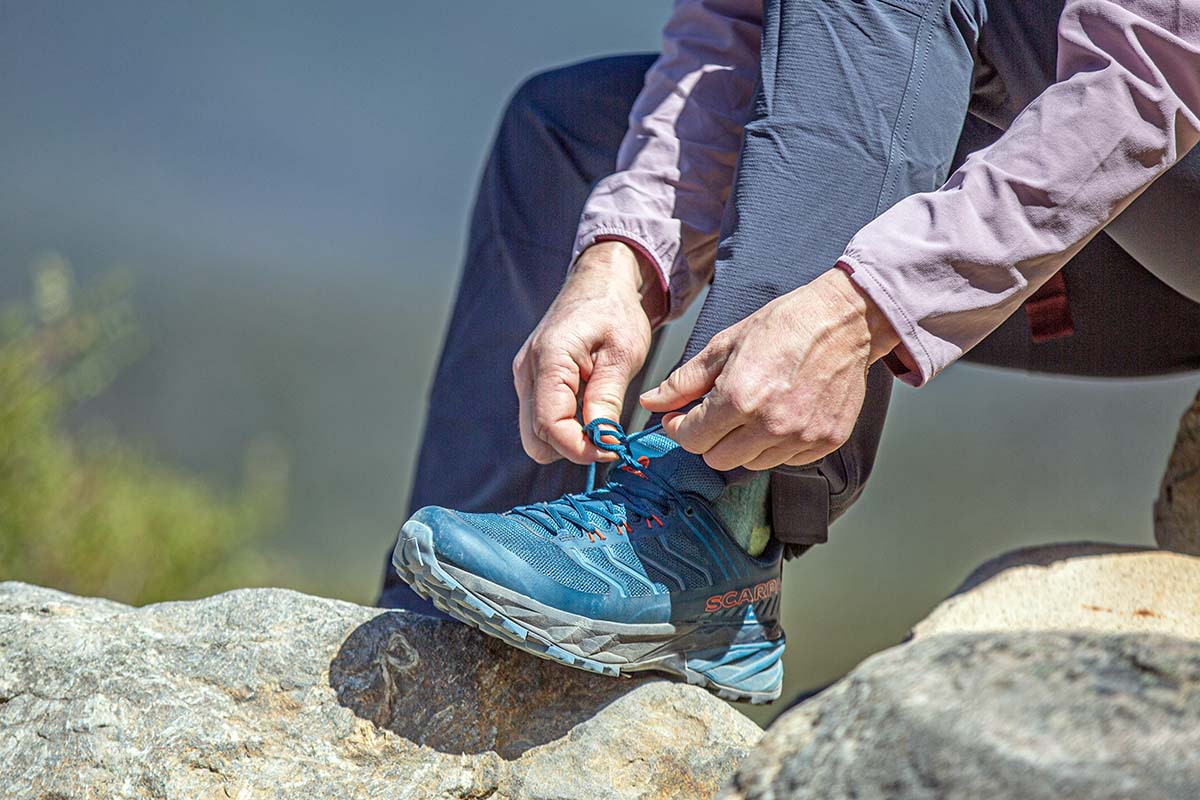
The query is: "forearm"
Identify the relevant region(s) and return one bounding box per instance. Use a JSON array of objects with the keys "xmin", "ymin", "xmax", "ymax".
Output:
[{"xmin": 842, "ymin": 0, "xmax": 1200, "ymax": 385}]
